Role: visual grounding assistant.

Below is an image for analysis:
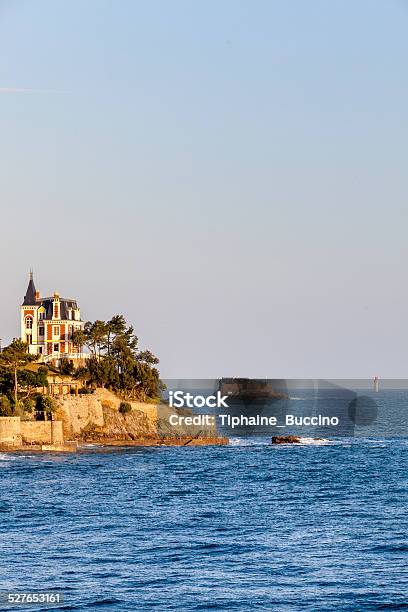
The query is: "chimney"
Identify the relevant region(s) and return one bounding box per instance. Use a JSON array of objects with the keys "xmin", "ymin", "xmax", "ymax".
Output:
[
  {"xmin": 35, "ymin": 290, "xmax": 40, "ymax": 300},
  {"xmin": 53, "ymin": 292, "xmax": 60, "ymax": 320}
]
